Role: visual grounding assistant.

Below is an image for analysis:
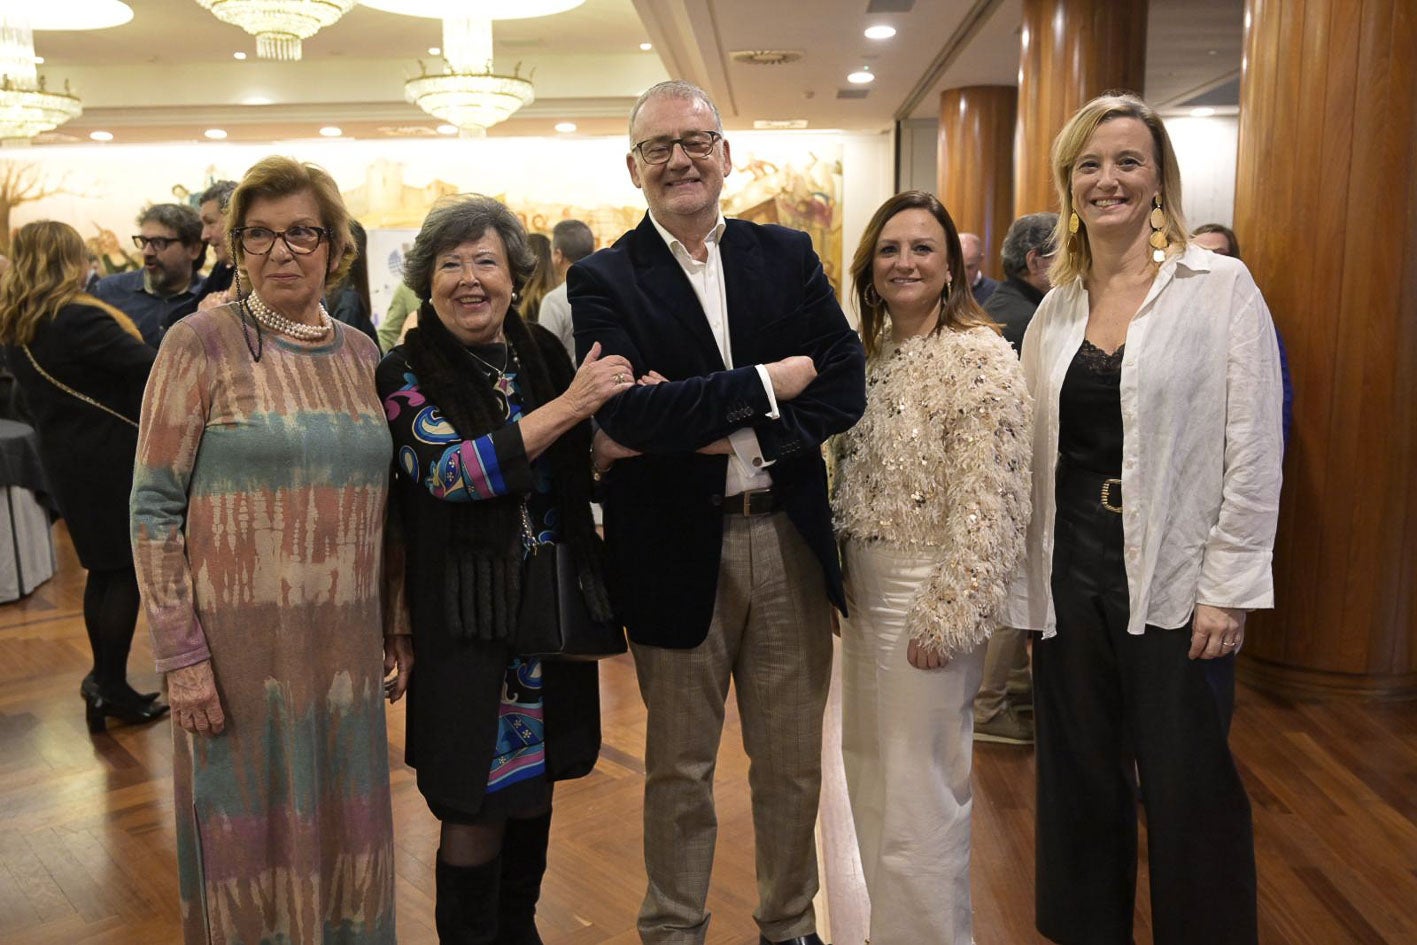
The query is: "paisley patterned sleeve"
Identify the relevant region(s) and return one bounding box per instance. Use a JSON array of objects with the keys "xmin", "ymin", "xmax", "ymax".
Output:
[{"xmin": 375, "ymin": 350, "xmax": 533, "ymax": 502}]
